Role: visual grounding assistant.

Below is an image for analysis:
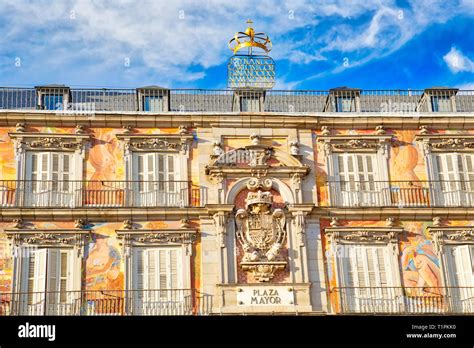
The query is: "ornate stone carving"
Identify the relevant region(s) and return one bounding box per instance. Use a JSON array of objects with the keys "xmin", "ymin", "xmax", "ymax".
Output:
[
  {"xmin": 292, "ymin": 210, "xmax": 307, "ymax": 246},
  {"xmin": 325, "ymin": 227, "xmax": 402, "ymax": 250},
  {"xmin": 250, "ymin": 133, "xmax": 261, "ymax": 145},
  {"xmin": 211, "ymin": 141, "xmax": 224, "ymax": 159},
  {"xmin": 209, "ymin": 171, "xmax": 225, "ymax": 184},
  {"xmin": 375, "ymin": 125, "xmax": 386, "ymax": 135},
  {"xmin": 116, "ymin": 134, "xmax": 193, "ymax": 155},
  {"xmin": 428, "ymin": 227, "xmax": 474, "ymax": 254},
  {"xmin": 122, "ymin": 220, "xmax": 134, "ymax": 230},
  {"xmin": 178, "ymin": 125, "xmax": 189, "ymax": 135},
  {"xmin": 289, "ymin": 140, "xmax": 300, "ymax": 156},
  {"xmin": 74, "ymin": 125, "xmax": 86, "ymax": 135},
  {"xmin": 235, "ymin": 189, "xmax": 287, "ymax": 282},
  {"xmin": 74, "ymin": 218, "xmax": 88, "ymax": 229},
  {"xmin": 419, "ymin": 125, "xmax": 429, "ymax": 135},
  {"xmin": 213, "ymin": 212, "xmax": 227, "ymax": 248},
  {"xmin": 9, "ymin": 133, "xmax": 90, "ymax": 154},
  {"xmin": 416, "ymin": 135, "xmax": 474, "ymax": 154},
  {"xmin": 433, "ymin": 216, "xmax": 442, "ymax": 227},
  {"xmin": 321, "ymin": 126, "xmax": 331, "ymax": 136},
  {"xmin": 385, "ymin": 217, "xmax": 396, "ymax": 227},
  {"xmin": 250, "ymin": 168, "xmax": 269, "ymax": 178},
  {"xmin": 248, "ymin": 147, "xmax": 273, "ymax": 167},
  {"xmin": 122, "ymin": 125, "xmax": 133, "ymax": 134},
  {"xmin": 318, "ymin": 135, "xmax": 393, "ymax": 156},
  {"xmin": 290, "ymin": 173, "xmax": 302, "ymax": 190},
  {"xmin": 180, "ymin": 218, "xmax": 190, "ymax": 229},
  {"xmin": 12, "ymin": 219, "xmax": 24, "ymax": 229},
  {"xmin": 246, "ymin": 177, "xmax": 272, "ymax": 191},
  {"xmin": 333, "ymin": 139, "xmax": 379, "ymax": 150},
  {"xmin": 330, "ymin": 217, "xmax": 339, "ymax": 227},
  {"xmin": 117, "ymin": 230, "xmax": 197, "ymax": 249},
  {"xmin": 240, "ymin": 263, "xmax": 286, "ymax": 283},
  {"xmin": 5, "ymin": 230, "xmax": 89, "ymax": 257},
  {"xmin": 15, "ymin": 123, "xmax": 26, "ymax": 133}
]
